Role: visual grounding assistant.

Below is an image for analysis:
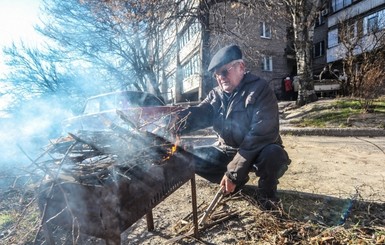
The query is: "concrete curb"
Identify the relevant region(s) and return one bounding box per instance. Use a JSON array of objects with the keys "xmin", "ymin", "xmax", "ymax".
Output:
[
  {"xmin": 280, "ymin": 127, "xmax": 385, "ymax": 137},
  {"xmin": 184, "ymin": 127, "xmax": 385, "ymax": 138}
]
